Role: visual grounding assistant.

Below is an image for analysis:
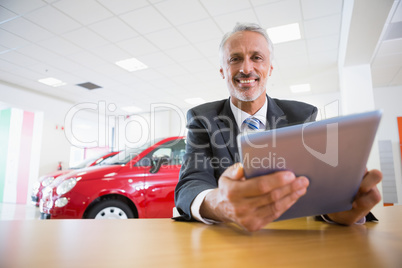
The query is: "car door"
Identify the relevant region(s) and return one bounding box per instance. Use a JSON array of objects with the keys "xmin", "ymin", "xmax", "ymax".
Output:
[{"xmin": 143, "ymin": 139, "xmax": 186, "ymax": 218}]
